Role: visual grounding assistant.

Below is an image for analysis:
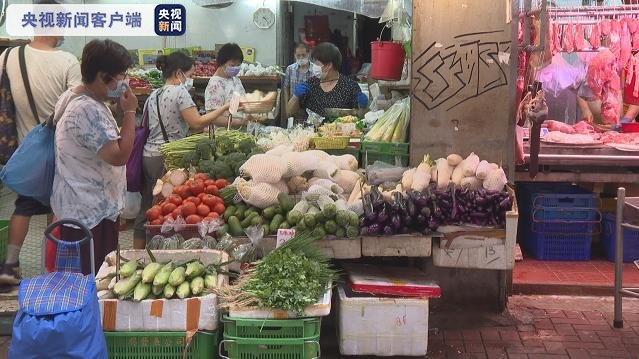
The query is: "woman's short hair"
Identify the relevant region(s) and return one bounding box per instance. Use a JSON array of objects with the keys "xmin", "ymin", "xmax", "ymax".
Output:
[
  {"xmin": 81, "ymin": 39, "xmax": 131, "ymax": 83},
  {"xmin": 311, "ymin": 42, "xmax": 342, "ymax": 70},
  {"xmin": 156, "ymin": 52, "xmax": 194, "ymax": 79},
  {"xmin": 217, "ymin": 43, "xmax": 244, "ymax": 66}
]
